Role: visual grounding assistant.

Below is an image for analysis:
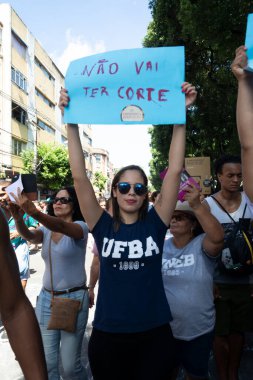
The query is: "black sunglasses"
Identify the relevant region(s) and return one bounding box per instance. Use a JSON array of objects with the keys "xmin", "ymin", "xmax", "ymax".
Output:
[
  {"xmin": 172, "ymin": 213, "xmax": 194, "ymax": 222},
  {"xmin": 52, "ymin": 197, "xmax": 72, "ymax": 204},
  {"xmin": 116, "ymin": 182, "xmax": 147, "ymax": 196}
]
